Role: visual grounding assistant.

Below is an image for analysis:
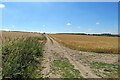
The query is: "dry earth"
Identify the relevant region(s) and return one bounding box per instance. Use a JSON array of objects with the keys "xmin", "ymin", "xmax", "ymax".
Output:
[{"xmin": 39, "ymin": 35, "xmax": 118, "ymax": 78}]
